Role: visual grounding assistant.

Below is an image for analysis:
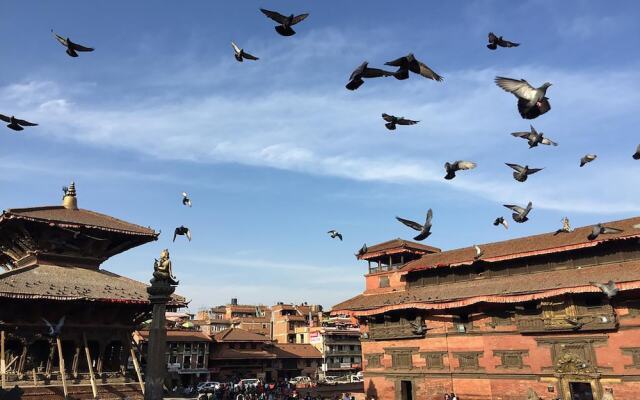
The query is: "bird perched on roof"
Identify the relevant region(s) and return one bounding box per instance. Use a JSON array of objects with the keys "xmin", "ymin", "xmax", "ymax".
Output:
[
  {"xmin": 346, "ymin": 61, "xmax": 395, "ymax": 91},
  {"xmin": 633, "ymin": 144, "xmax": 640, "ymax": 160},
  {"xmin": 505, "ymin": 163, "xmax": 544, "ymax": 182},
  {"xmin": 182, "ymin": 192, "xmax": 192, "ymax": 207},
  {"xmin": 260, "ymin": 8, "xmax": 309, "ymax": 36},
  {"xmin": 381, "ymin": 114, "xmax": 419, "ymax": 131},
  {"xmin": 173, "ymin": 226, "xmax": 192, "ymax": 242},
  {"xmin": 590, "ymin": 280, "xmax": 619, "ymax": 298},
  {"xmin": 511, "ymin": 125, "xmax": 557, "ymax": 148},
  {"xmin": 0, "ymin": 114, "xmax": 38, "ymax": 131},
  {"xmin": 473, "ymin": 245, "xmax": 484, "ymax": 260},
  {"xmin": 384, "ymin": 53, "xmax": 443, "ymax": 82},
  {"xmin": 495, "ymin": 76, "xmax": 552, "ymax": 119},
  {"xmin": 554, "ymin": 217, "xmax": 572, "ymax": 235},
  {"xmin": 42, "ymin": 316, "xmax": 65, "ymax": 338},
  {"xmin": 504, "ymin": 202, "xmax": 533, "ymax": 223},
  {"xmin": 580, "ymin": 154, "xmax": 597, "ymax": 167},
  {"xmin": 396, "ymin": 209, "xmax": 433, "ymax": 241},
  {"xmin": 52, "ymin": 30, "xmax": 94, "ymax": 57},
  {"xmin": 487, "ymin": 32, "xmax": 519, "ymax": 50},
  {"xmin": 231, "ymin": 42, "xmax": 259, "ymax": 62},
  {"xmin": 355, "ymin": 243, "xmax": 368, "ymax": 257},
  {"xmin": 493, "ymin": 216, "xmax": 509, "ymax": 230},
  {"xmin": 327, "ymin": 230, "xmax": 343, "ymax": 241},
  {"xmin": 444, "ymin": 160, "xmax": 477, "ymax": 180},
  {"xmin": 588, "ymin": 224, "xmax": 623, "ymax": 240}
]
